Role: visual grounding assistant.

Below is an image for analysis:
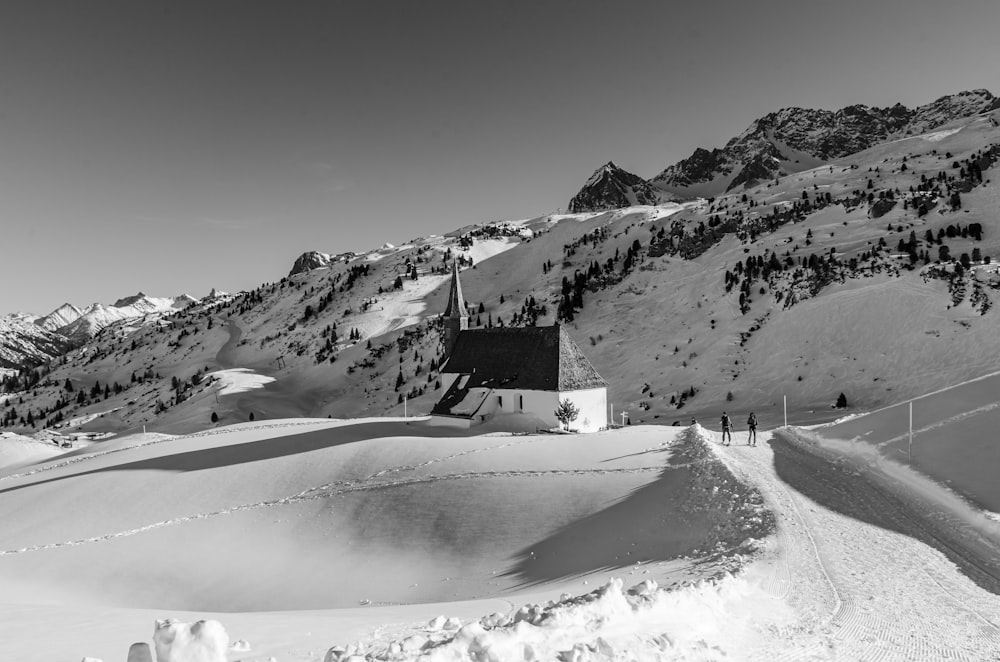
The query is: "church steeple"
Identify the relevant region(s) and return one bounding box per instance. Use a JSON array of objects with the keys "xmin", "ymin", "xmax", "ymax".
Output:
[
  {"xmin": 444, "ymin": 260, "xmax": 466, "ymax": 318},
  {"xmin": 442, "ymin": 261, "xmax": 469, "ymax": 361}
]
